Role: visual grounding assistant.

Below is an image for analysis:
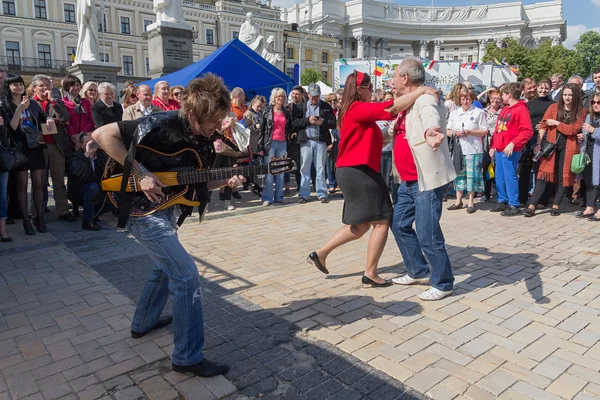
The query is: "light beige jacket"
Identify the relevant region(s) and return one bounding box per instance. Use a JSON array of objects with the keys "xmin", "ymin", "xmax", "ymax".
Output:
[
  {"xmin": 390, "ymin": 94, "xmax": 457, "ymax": 191},
  {"xmin": 122, "ymin": 103, "xmax": 162, "ymax": 121}
]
